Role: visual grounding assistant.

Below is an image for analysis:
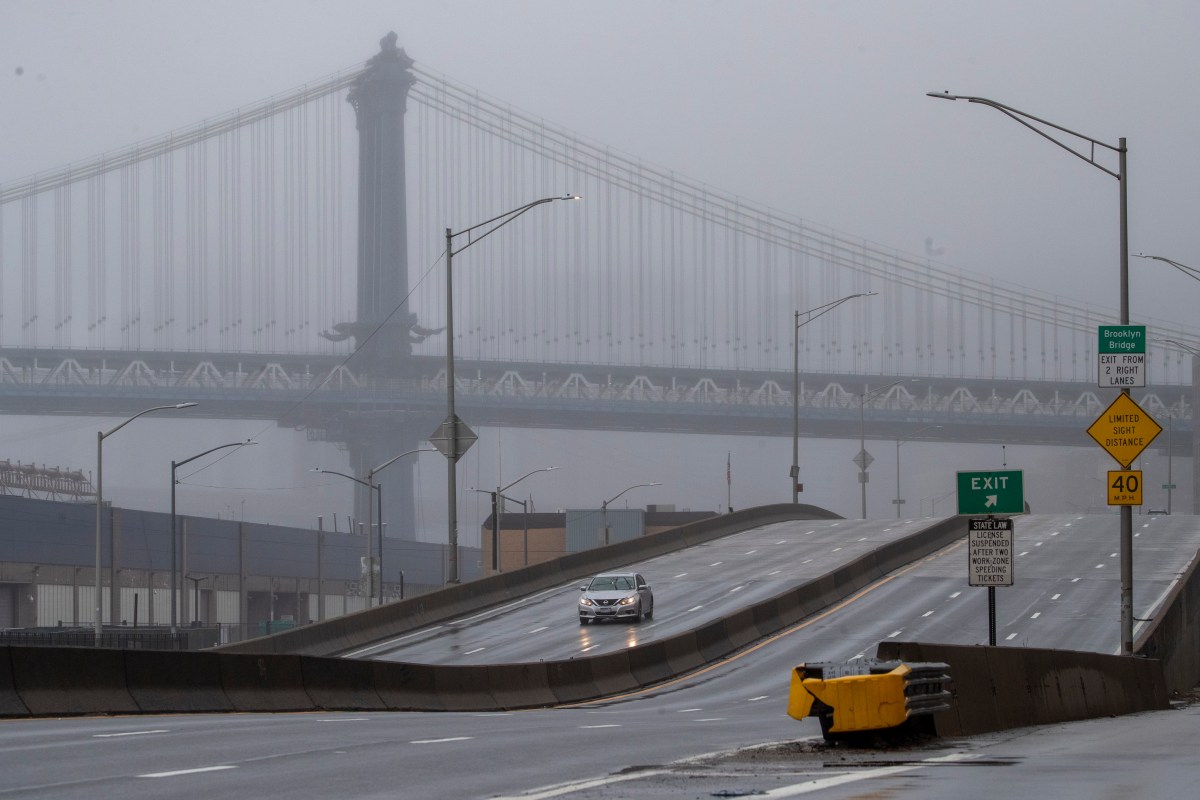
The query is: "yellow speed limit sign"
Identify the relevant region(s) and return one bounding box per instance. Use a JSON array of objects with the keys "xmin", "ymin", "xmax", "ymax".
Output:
[{"xmin": 1108, "ymin": 470, "xmax": 1143, "ymax": 506}]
